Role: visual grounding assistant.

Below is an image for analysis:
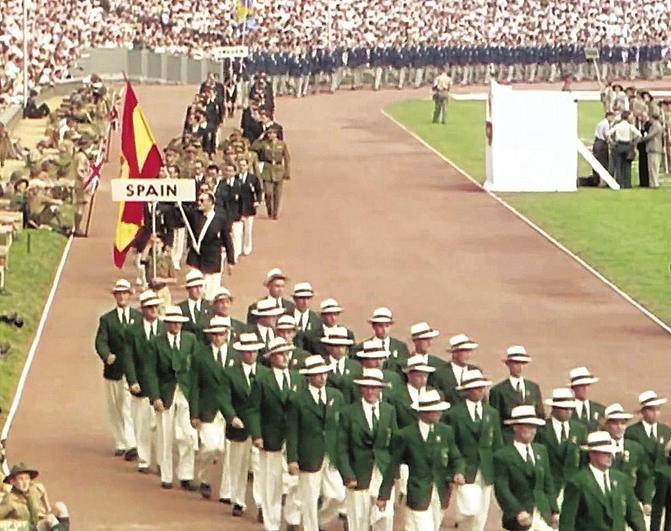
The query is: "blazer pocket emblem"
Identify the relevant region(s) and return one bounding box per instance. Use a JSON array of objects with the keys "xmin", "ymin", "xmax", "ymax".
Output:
[{"xmin": 440, "ymin": 448, "xmax": 449, "ymax": 466}]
